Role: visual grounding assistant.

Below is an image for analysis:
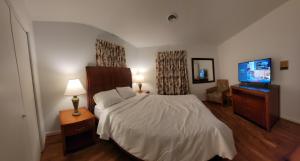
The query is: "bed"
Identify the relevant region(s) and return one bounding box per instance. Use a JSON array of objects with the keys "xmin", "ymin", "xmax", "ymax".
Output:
[{"xmin": 86, "ymin": 66, "xmax": 237, "ymax": 161}]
